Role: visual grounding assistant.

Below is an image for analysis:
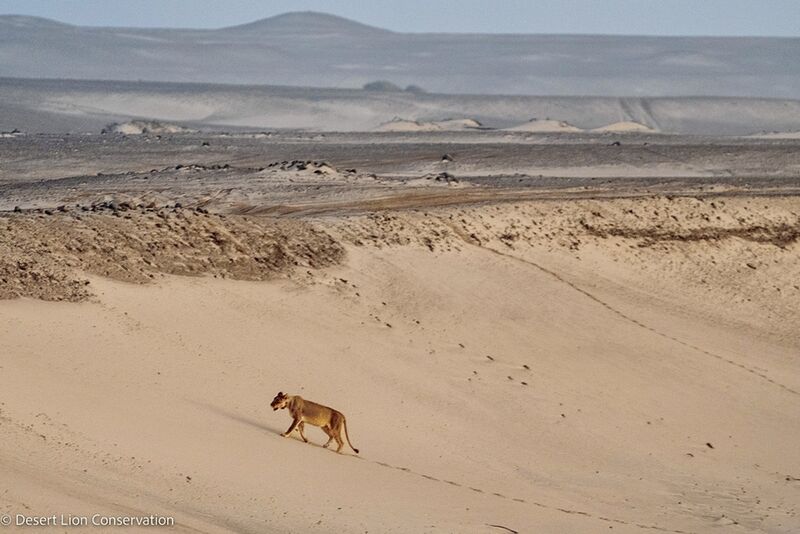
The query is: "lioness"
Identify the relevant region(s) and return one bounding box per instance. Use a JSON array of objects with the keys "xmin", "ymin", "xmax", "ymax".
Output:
[{"xmin": 270, "ymin": 392, "xmax": 359, "ymax": 454}]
